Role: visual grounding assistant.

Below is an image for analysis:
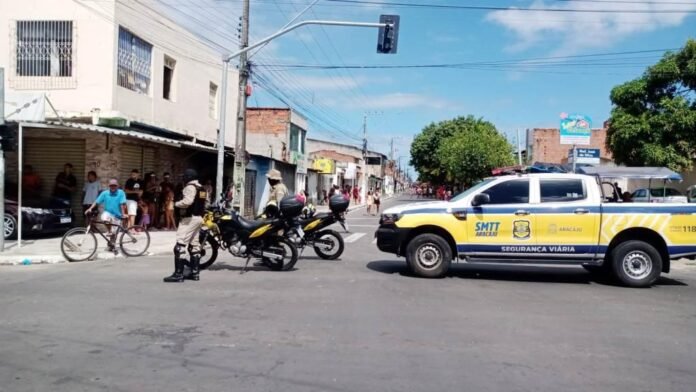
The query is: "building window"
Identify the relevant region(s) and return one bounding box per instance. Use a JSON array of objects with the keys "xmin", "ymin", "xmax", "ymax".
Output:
[
  {"xmin": 163, "ymin": 55, "xmax": 176, "ymax": 100},
  {"xmin": 209, "ymin": 82, "xmax": 218, "ymax": 119},
  {"xmin": 117, "ymin": 27, "xmax": 152, "ymax": 94},
  {"xmin": 16, "ymin": 20, "xmax": 73, "ymax": 77},
  {"xmin": 290, "ymin": 125, "xmax": 300, "ymax": 153}
]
